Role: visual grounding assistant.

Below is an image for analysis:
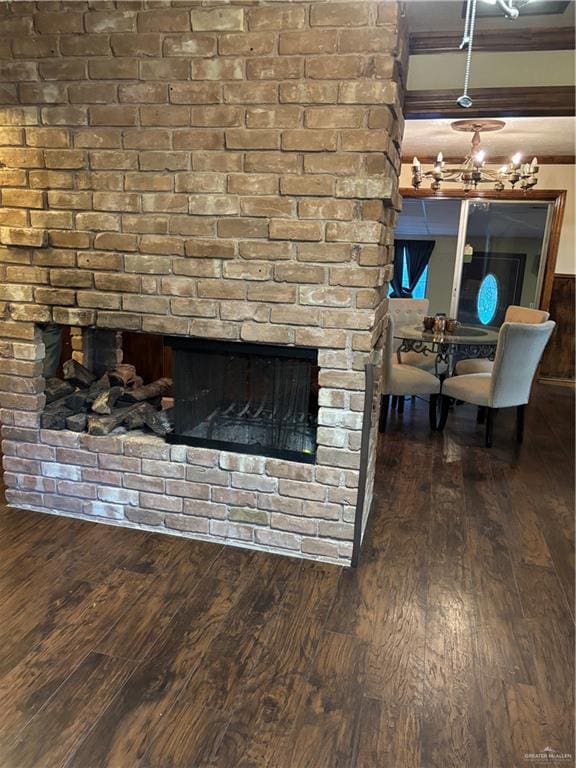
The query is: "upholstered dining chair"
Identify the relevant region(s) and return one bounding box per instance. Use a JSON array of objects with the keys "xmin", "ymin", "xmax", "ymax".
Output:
[
  {"xmin": 455, "ymin": 305, "xmax": 550, "ymax": 375},
  {"xmin": 379, "ymin": 315, "xmax": 441, "ymax": 433},
  {"xmin": 388, "ymin": 297, "xmax": 444, "ymax": 415},
  {"xmin": 389, "ymin": 298, "xmax": 433, "ymax": 370},
  {"xmin": 439, "ymin": 320, "xmax": 555, "ymax": 447}
]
